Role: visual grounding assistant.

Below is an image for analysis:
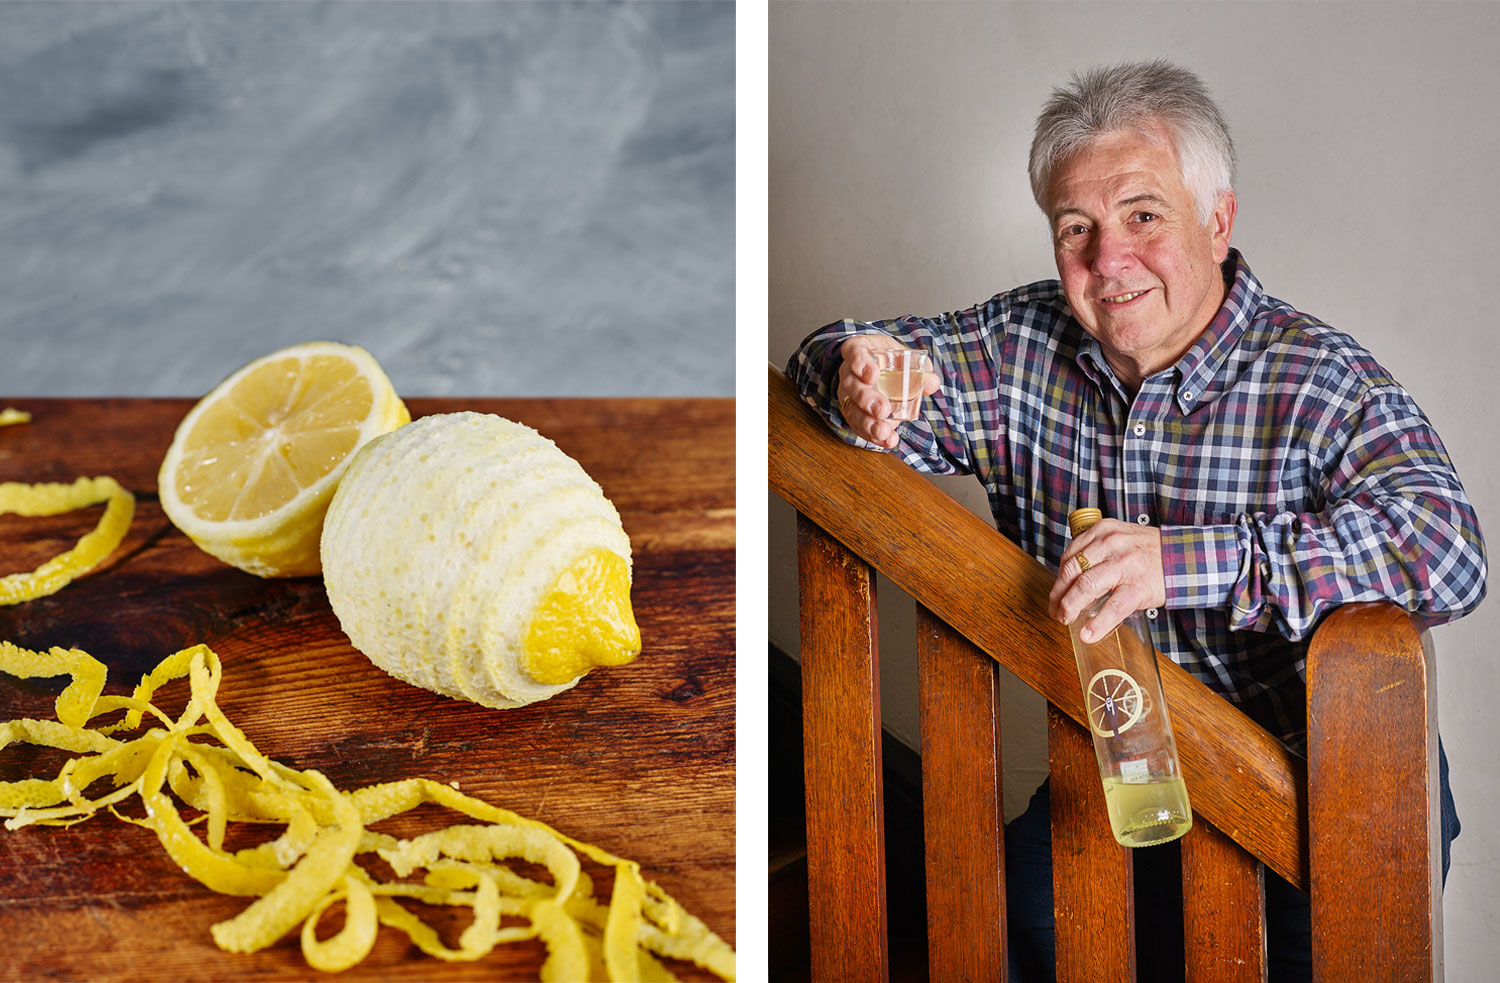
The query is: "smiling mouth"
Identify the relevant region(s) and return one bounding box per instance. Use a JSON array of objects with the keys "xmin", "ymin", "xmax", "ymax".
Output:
[{"xmin": 1101, "ymin": 290, "xmax": 1149, "ymax": 304}]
